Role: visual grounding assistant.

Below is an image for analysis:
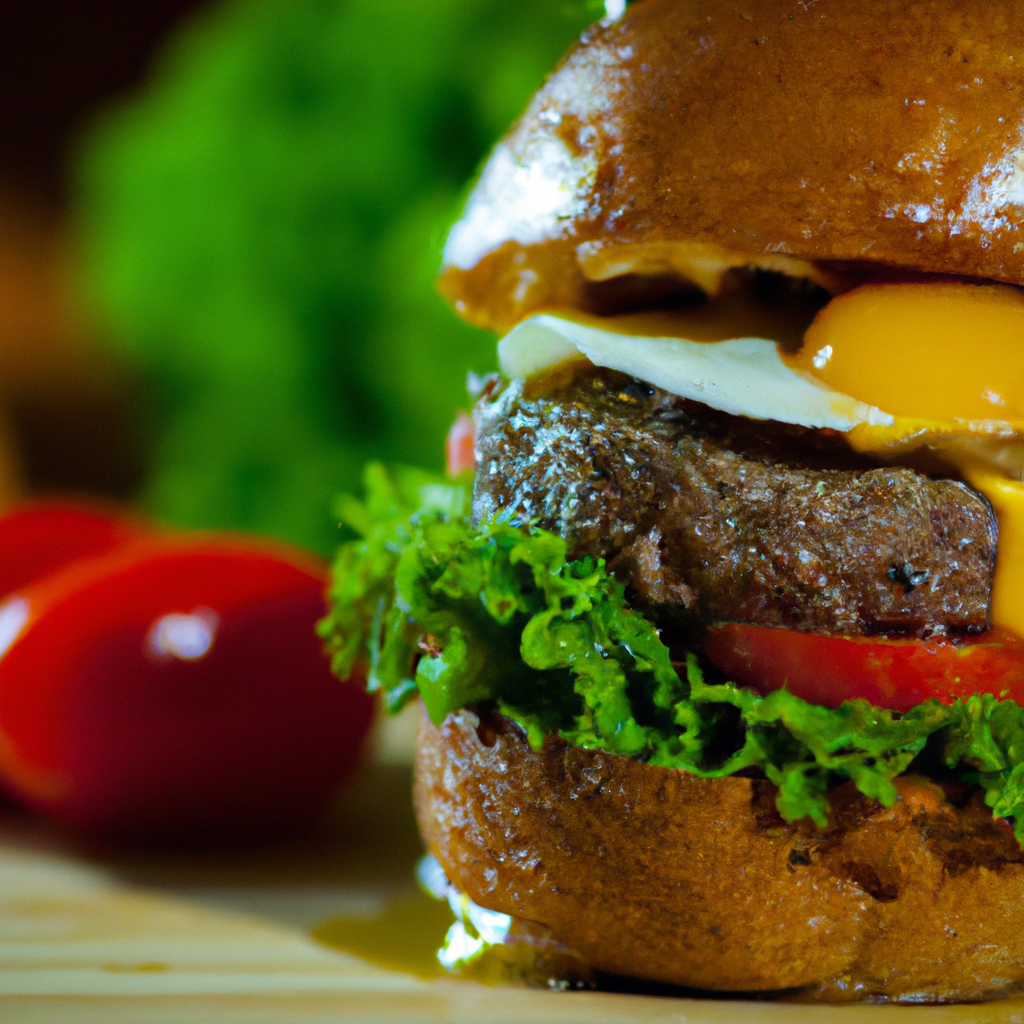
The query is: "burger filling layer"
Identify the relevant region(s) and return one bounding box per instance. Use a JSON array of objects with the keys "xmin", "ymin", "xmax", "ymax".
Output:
[
  {"xmin": 473, "ymin": 367, "xmax": 996, "ymax": 640},
  {"xmin": 321, "ymin": 459, "xmax": 1024, "ymax": 840},
  {"xmin": 321, "ymin": 278, "xmax": 1024, "ymax": 844}
]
